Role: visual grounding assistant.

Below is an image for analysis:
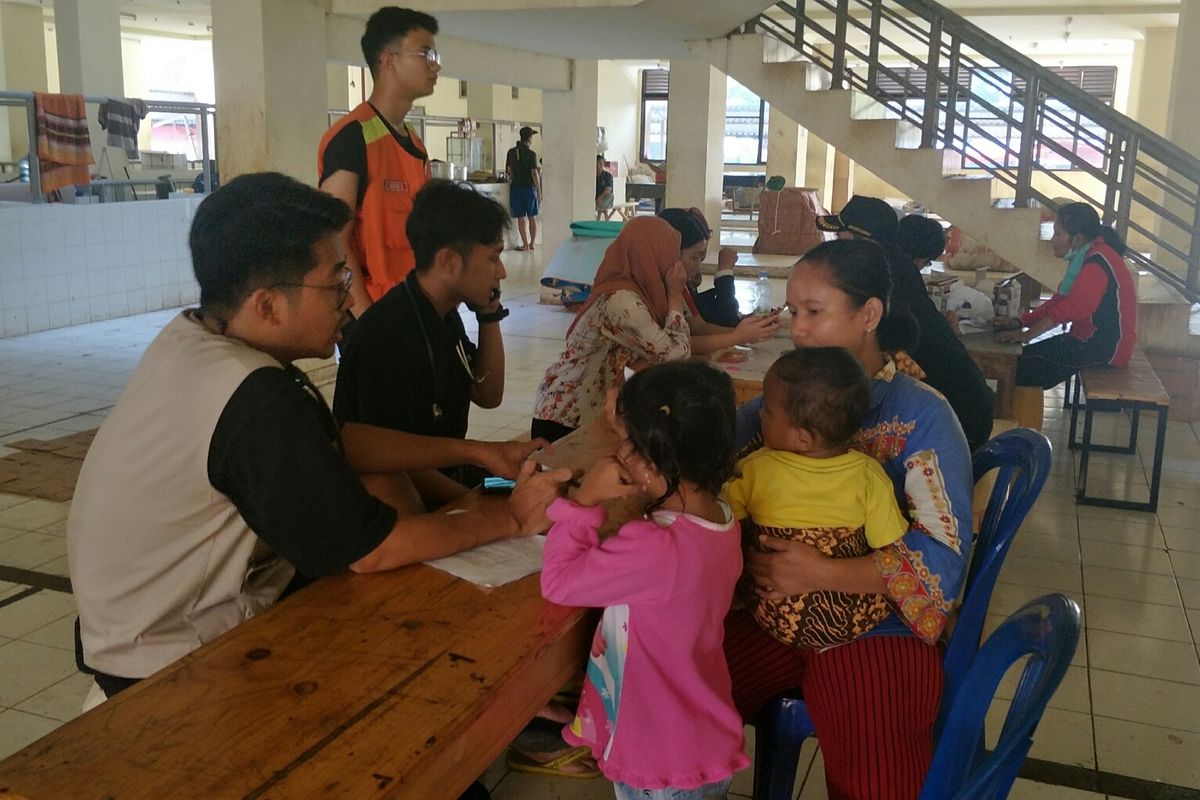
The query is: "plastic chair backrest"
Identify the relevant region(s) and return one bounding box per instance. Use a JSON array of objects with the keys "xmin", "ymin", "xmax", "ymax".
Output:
[
  {"xmin": 750, "ymin": 429, "xmax": 1051, "ymax": 800},
  {"xmin": 919, "ymin": 593, "xmax": 1081, "ymax": 800},
  {"xmin": 941, "ymin": 429, "xmax": 1053, "ymax": 724}
]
